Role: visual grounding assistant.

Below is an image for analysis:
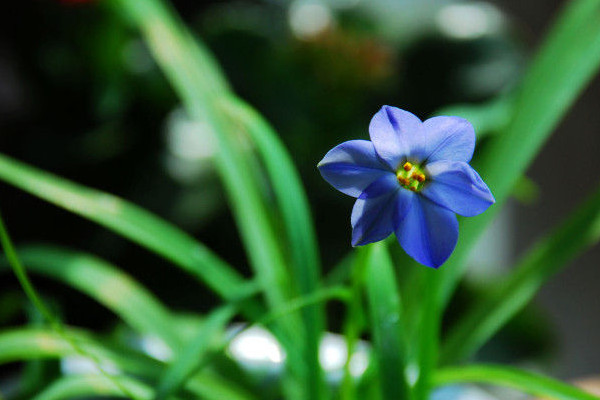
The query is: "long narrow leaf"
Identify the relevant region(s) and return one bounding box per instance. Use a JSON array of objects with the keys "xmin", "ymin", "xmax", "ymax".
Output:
[
  {"xmin": 438, "ymin": 0, "xmax": 600, "ymax": 309},
  {"xmin": 442, "ymin": 183, "xmax": 600, "ymax": 363},
  {"xmin": 108, "ymin": 0, "xmax": 320, "ymax": 397},
  {"xmin": 364, "ymin": 243, "xmax": 410, "ymax": 400},
  {"xmin": 154, "ymin": 305, "xmax": 236, "ymax": 400},
  {"xmin": 0, "ymin": 153, "xmax": 253, "ymax": 303},
  {"xmin": 0, "ymin": 245, "xmax": 180, "ymax": 350},
  {"xmin": 0, "ymin": 328, "xmax": 156, "ymax": 375},
  {"xmin": 434, "ymin": 365, "xmax": 600, "ymax": 400},
  {"xmin": 0, "ymin": 327, "xmax": 257, "ymax": 400},
  {"xmin": 415, "ymin": 1, "xmax": 600, "ymax": 397},
  {"xmin": 32, "ymin": 375, "xmax": 172, "ymax": 400}
]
